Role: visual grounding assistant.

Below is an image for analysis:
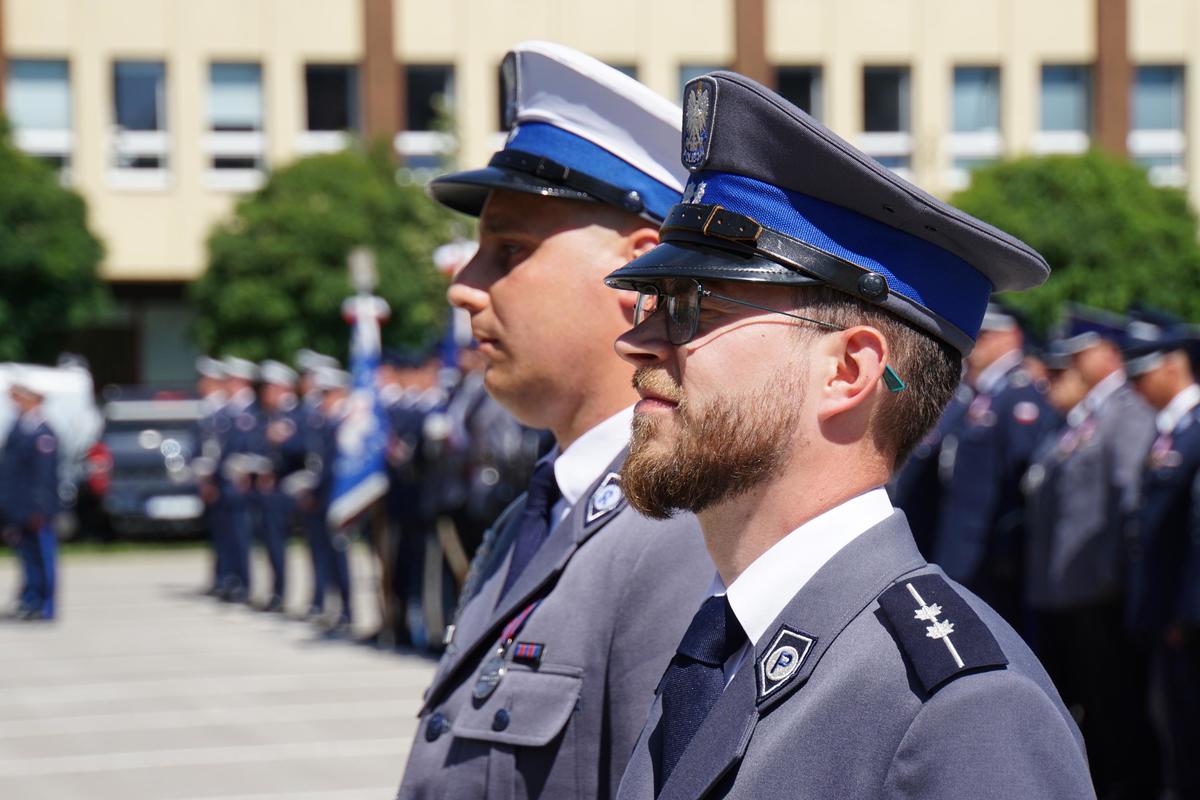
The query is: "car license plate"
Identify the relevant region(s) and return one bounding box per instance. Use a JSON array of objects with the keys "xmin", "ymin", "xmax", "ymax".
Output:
[{"xmin": 145, "ymin": 495, "xmax": 203, "ymax": 520}]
